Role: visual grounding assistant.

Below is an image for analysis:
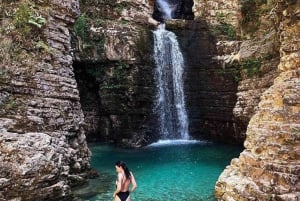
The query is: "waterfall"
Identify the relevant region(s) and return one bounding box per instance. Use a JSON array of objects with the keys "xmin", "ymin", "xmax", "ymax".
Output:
[
  {"xmin": 153, "ymin": 24, "xmax": 189, "ymax": 140},
  {"xmin": 157, "ymin": 0, "xmax": 173, "ymax": 19}
]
